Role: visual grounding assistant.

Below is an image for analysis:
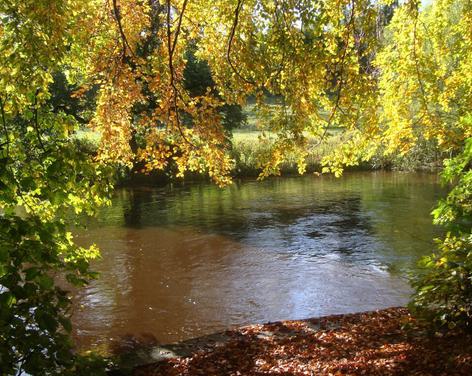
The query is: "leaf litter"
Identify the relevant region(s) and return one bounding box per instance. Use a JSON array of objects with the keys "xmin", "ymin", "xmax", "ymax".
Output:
[{"xmin": 132, "ymin": 308, "xmax": 472, "ymax": 375}]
